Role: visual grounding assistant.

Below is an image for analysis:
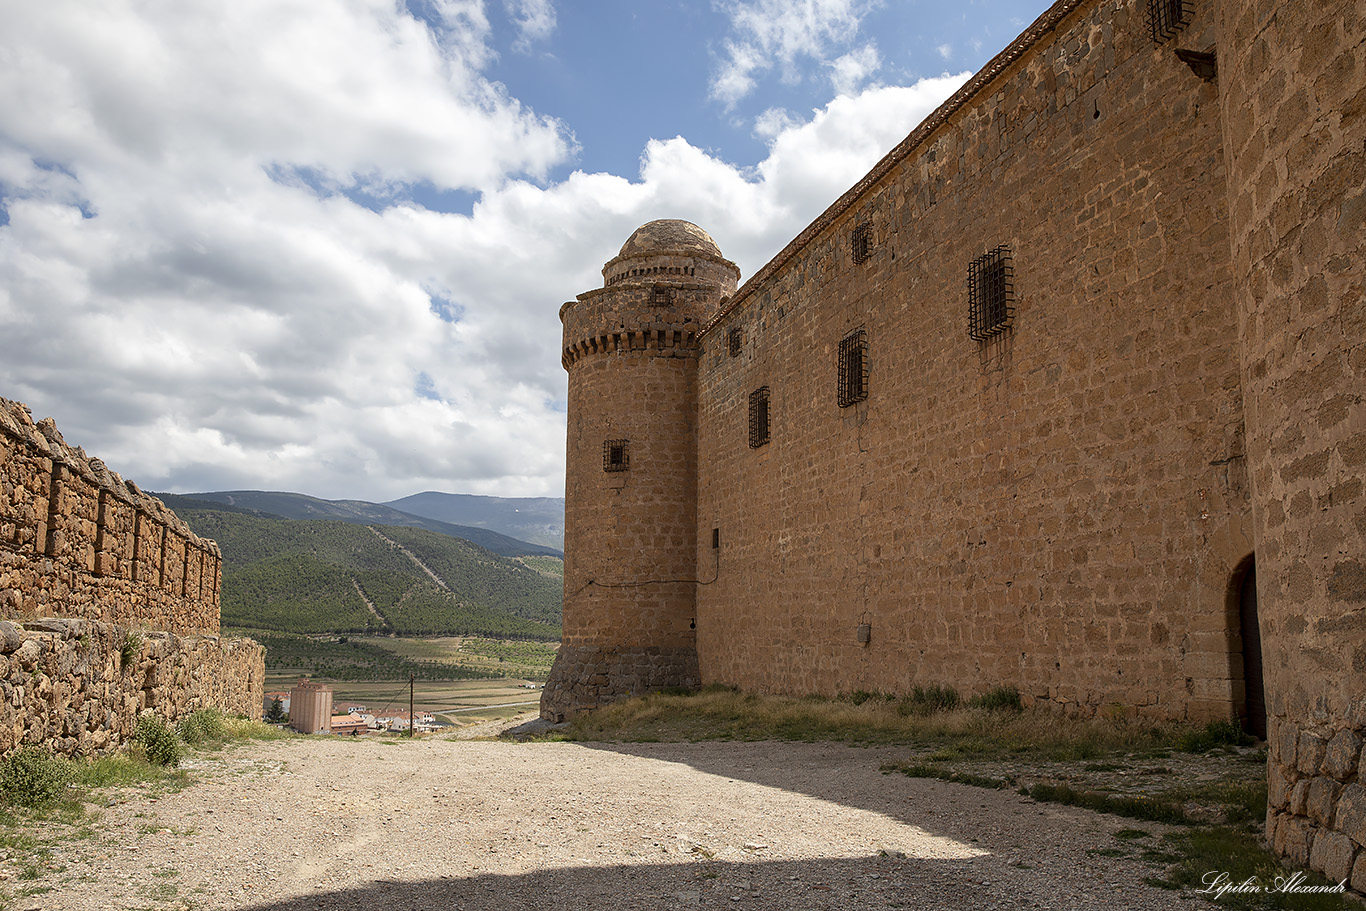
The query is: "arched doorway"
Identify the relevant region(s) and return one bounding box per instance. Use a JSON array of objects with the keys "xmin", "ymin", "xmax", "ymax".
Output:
[{"xmin": 1237, "ymin": 559, "xmax": 1266, "ymax": 738}]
